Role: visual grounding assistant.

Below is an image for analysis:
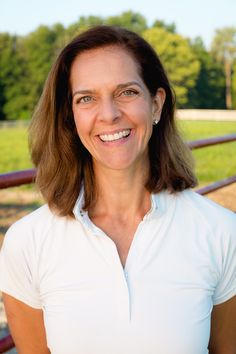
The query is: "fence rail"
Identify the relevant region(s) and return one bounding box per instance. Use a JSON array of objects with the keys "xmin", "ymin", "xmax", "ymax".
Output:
[
  {"xmin": 0, "ymin": 134, "xmax": 236, "ymax": 192},
  {"xmin": 0, "ymin": 168, "xmax": 35, "ymax": 189},
  {"xmin": 0, "ymin": 335, "xmax": 14, "ymax": 354},
  {"xmin": 0, "ymin": 133, "xmax": 236, "ymax": 352},
  {"xmin": 188, "ymin": 133, "xmax": 236, "ymax": 149}
]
